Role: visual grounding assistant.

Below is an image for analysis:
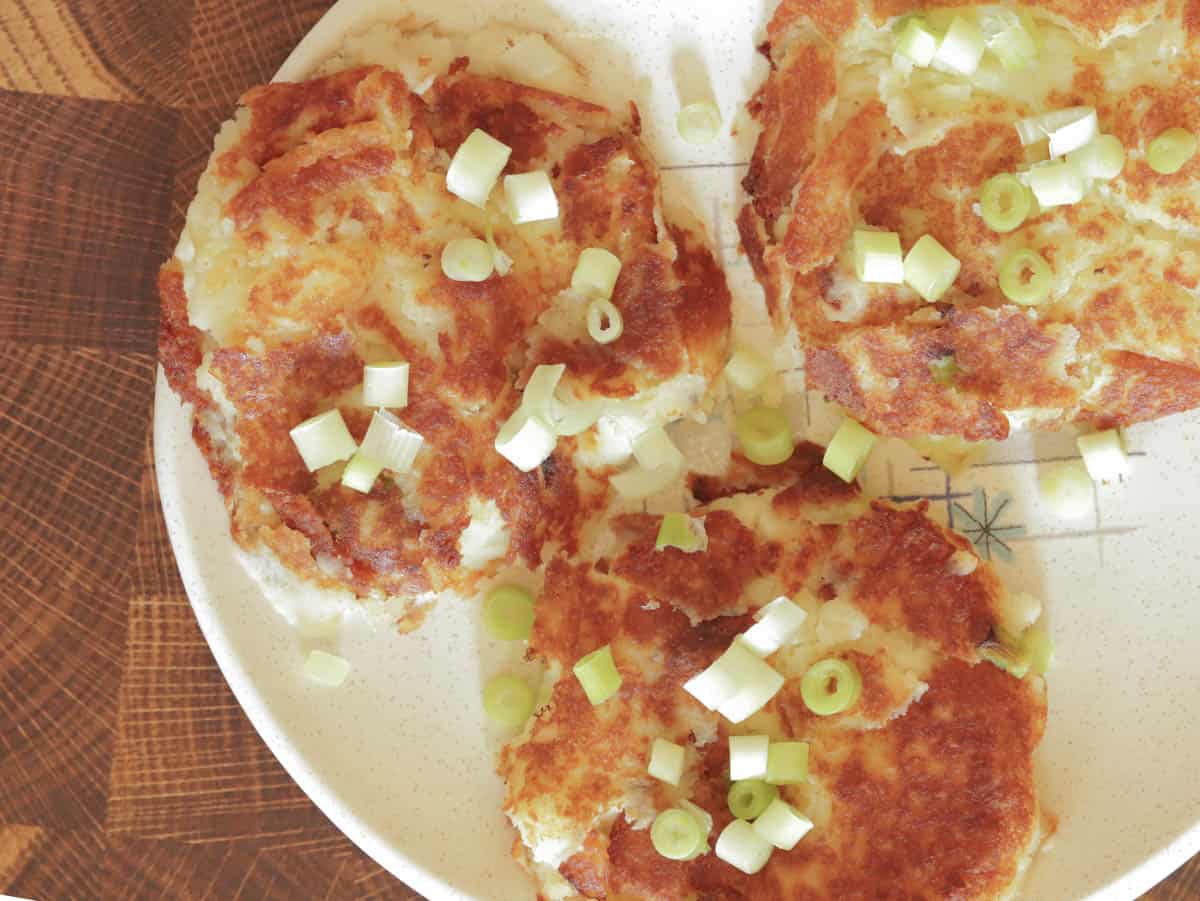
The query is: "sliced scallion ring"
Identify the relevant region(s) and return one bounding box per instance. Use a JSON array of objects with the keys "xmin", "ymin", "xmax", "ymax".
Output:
[
  {"xmin": 1067, "ymin": 134, "xmax": 1125, "ymax": 180},
  {"xmin": 483, "ymin": 585, "xmax": 536, "ymax": 641},
  {"xmin": 999, "ymin": 248, "xmax": 1053, "ymax": 306},
  {"xmin": 980, "ymin": 173, "xmax": 1032, "ymax": 233},
  {"xmin": 714, "ymin": 819, "xmax": 773, "ymax": 875},
  {"xmin": 573, "ymin": 644, "xmax": 622, "ymax": 705},
  {"xmin": 677, "ymin": 101, "xmax": 723, "ymax": 145},
  {"xmin": 765, "ymin": 741, "xmax": 809, "ymax": 786},
  {"xmin": 752, "ymin": 798, "xmax": 814, "ymax": 851},
  {"xmin": 727, "ymin": 779, "xmax": 778, "ymax": 821},
  {"xmin": 441, "ymin": 237, "xmax": 494, "ymax": 282},
  {"xmin": 304, "ymin": 649, "xmax": 351, "ymax": 687},
  {"xmin": 362, "ymin": 361, "xmax": 410, "ymax": 408},
  {"xmin": 1146, "ymin": 127, "xmax": 1198, "ymax": 175},
  {"xmin": 735, "ymin": 406, "xmax": 793, "ymax": 466},
  {"xmin": 933, "ymin": 15, "xmax": 985, "ymax": 76},
  {"xmin": 482, "ymin": 673, "xmax": 536, "ymax": 728},
  {"xmin": 587, "ymin": 297, "xmax": 623, "ymax": 344},
  {"xmin": 571, "ymin": 247, "xmax": 621, "ymax": 300},
  {"xmin": 504, "ymin": 170, "xmax": 559, "ymax": 224},
  {"xmin": 852, "ymin": 229, "xmax": 904, "ymax": 283},
  {"xmin": 822, "ymin": 418, "xmax": 877, "ymax": 483},
  {"xmin": 340, "ymin": 451, "xmax": 383, "ymax": 494},
  {"xmin": 656, "ymin": 512, "xmax": 706, "ymax": 553},
  {"xmin": 651, "ymin": 808, "xmax": 707, "ymax": 860},
  {"xmin": 903, "ymin": 234, "xmax": 960, "ymax": 302},
  {"xmin": 800, "ymin": 658, "xmax": 862, "ymax": 716},
  {"xmin": 289, "ymin": 408, "xmax": 357, "ymax": 472},
  {"xmin": 895, "ymin": 16, "xmax": 939, "ymax": 67},
  {"xmin": 446, "ymin": 129, "xmax": 511, "ymax": 207},
  {"xmin": 648, "ymin": 738, "xmax": 686, "ymax": 786}
]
